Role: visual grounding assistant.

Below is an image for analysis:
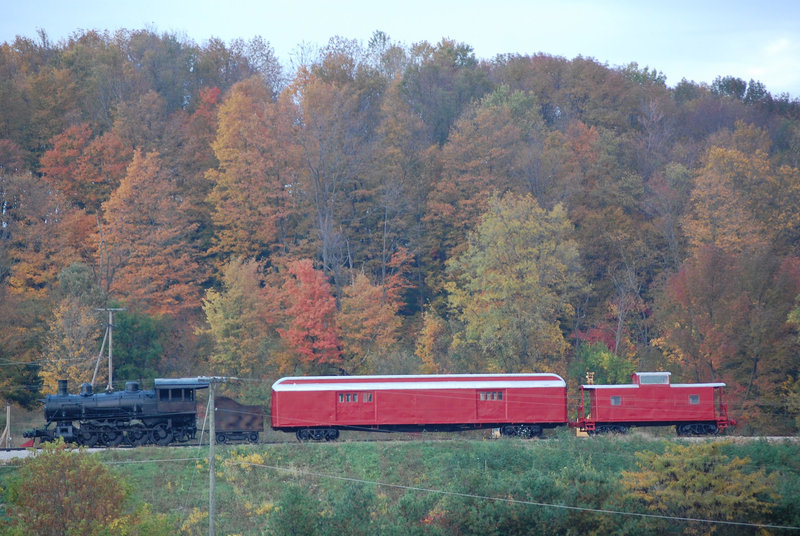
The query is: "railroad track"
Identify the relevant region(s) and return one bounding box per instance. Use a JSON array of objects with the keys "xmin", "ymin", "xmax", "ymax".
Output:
[{"xmin": 2, "ymin": 434, "xmax": 797, "ymax": 461}]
